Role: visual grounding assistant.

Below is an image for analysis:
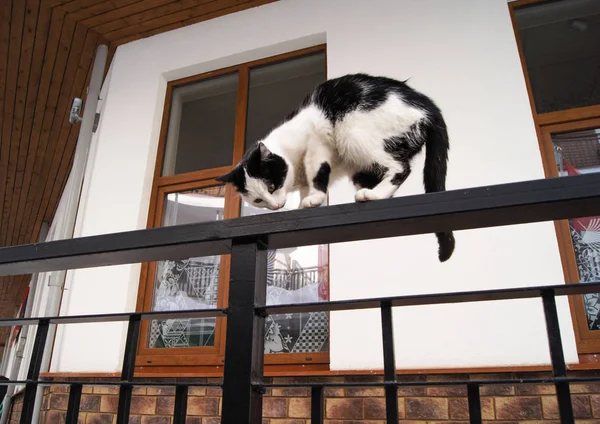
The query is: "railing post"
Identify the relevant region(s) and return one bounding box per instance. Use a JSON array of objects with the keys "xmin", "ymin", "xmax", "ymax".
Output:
[
  {"xmin": 221, "ymin": 239, "xmax": 268, "ymax": 424},
  {"xmin": 467, "ymin": 383, "xmax": 482, "ymax": 424},
  {"xmin": 20, "ymin": 319, "xmax": 49, "ymax": 424},
  {"xmin": 116, "ymin": 314, "xmax": 141, "ymax": 424},
  {"xmin": 541, "ymin": 290, "xmax": 574, "ymax": 424},
  {"xmin": 380, "ymin": 300, "xmax": 399, "ymax": 423}
]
